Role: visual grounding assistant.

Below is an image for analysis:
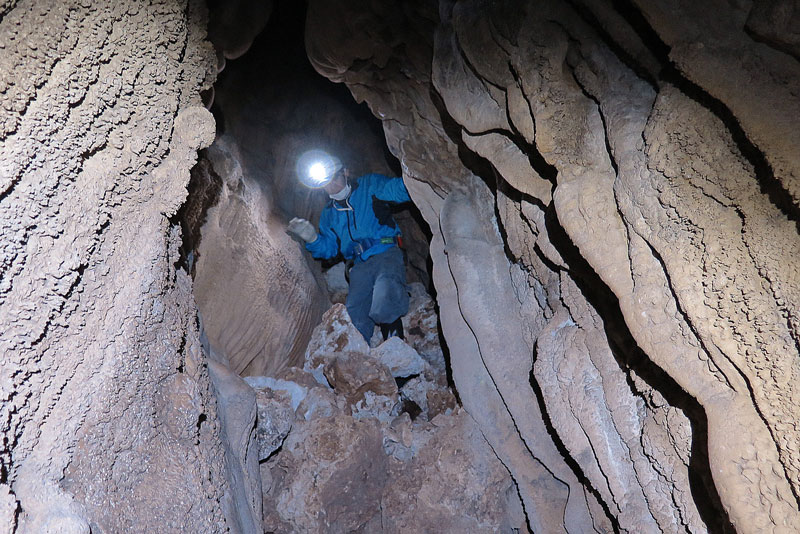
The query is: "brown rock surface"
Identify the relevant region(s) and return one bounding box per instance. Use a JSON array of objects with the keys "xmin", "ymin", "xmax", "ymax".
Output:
[
  {"xmin": 380, "ymin": 412, "xmax": 527, "ymax": 533},
  {"xmin": 258, "ymin": 302, "xmax": 522, "ymax": 533},
  {"xmin": 304, "ymin": 303, "xmax": 372, "ymax": 372},
  {"xmin": 323, "ymin": 351, "xmax": 399, "ymax": 406},
  {"xmin": 264, "ymin": 409, "xmax": 524, "ymax": 534},
  {"xmin": 306, "ymin": 0, "xmax": 800, "ymax": 532},
  {"xmin": 402, "ymin": 282, "xmax": 448, "ymax": 375},
  {"xmin": 0, "ymin": 1, "xmax": 259, "ymax": 533},
  {"xmin": 191, "ymin": 136, "xmax": 331, "ymax": 376}
]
